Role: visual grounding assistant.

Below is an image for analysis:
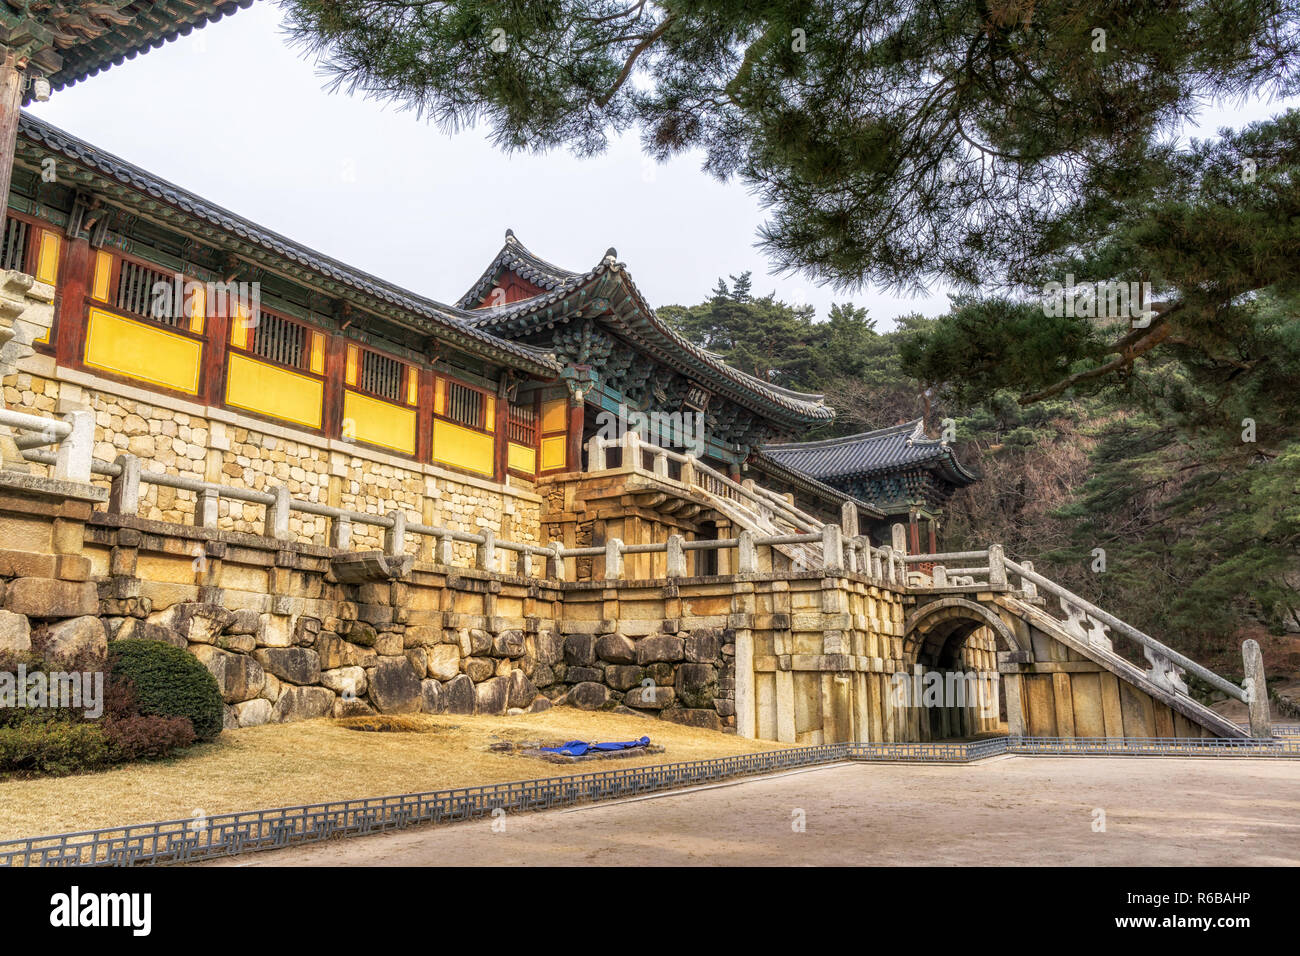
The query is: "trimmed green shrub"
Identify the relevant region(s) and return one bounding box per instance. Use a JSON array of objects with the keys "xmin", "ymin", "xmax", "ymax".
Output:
[
  {"xmin": 103, "ymin": 715, "xmax": 196, "ymax": 762},
  {"xmin": 107, "ymin": 639, "xmax": 224, "ymax": 741},
  {"xmin": 0, "ymin": 720, "xmax": 110, "ymax": 778}
]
